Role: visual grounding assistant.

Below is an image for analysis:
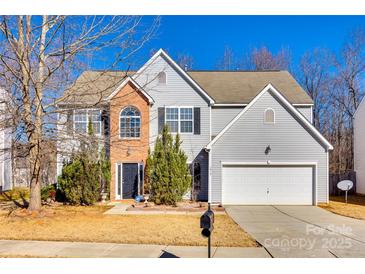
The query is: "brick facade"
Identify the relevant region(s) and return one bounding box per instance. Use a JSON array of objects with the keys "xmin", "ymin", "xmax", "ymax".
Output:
[{"xmin": 109, "ymin": 81, "xmax": 150, "ymax": 200}]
